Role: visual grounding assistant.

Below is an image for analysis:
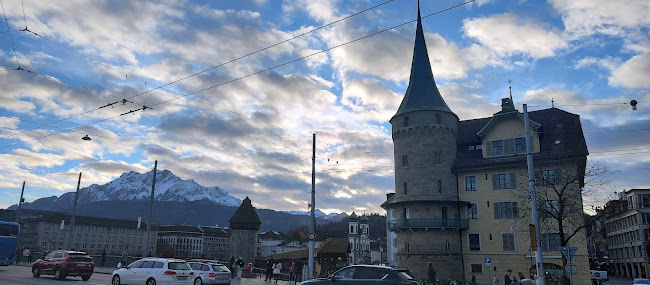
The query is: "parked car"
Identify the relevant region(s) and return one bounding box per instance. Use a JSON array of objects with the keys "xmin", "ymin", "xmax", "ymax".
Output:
[
  {"xmin": 188, "ymin": 260, "xmax": 231, "ymax": 285},
  {"xmin": 299, "ymin": 265, "xmax": 418, "ymax": 285},
  {"xmin": 31, "ymin": 250, "xmax": 94, "ymax": 281},
  {"xmin": 111, "ymin": 257, "xmax": 194, "ymax": 285}
]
